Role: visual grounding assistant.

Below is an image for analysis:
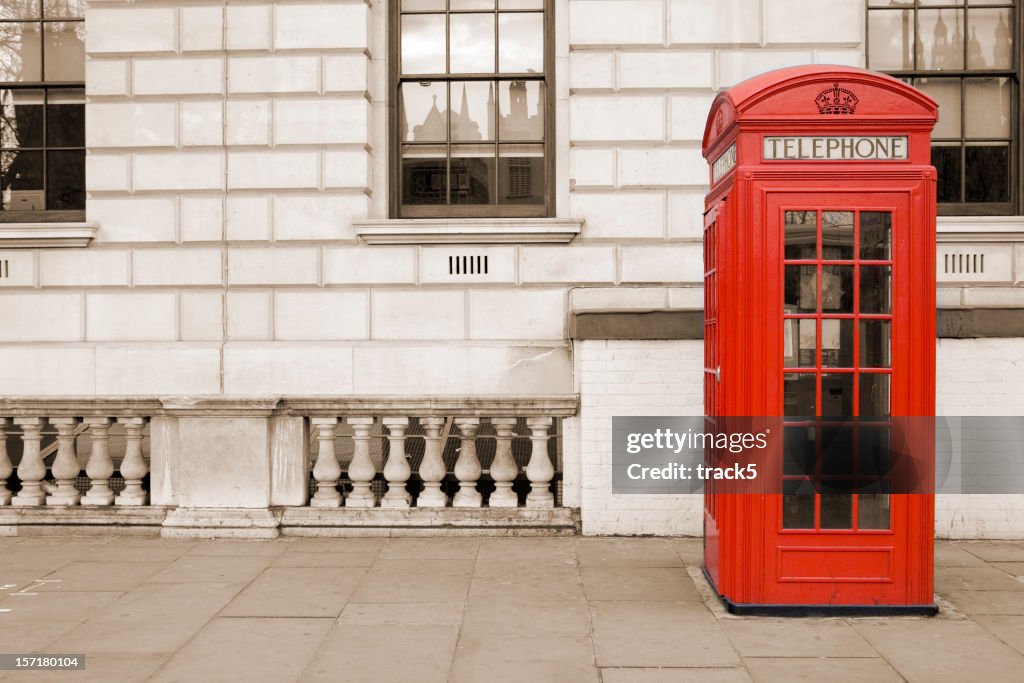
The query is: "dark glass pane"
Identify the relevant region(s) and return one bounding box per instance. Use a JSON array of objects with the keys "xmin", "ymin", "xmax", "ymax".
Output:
[
  {"xmin": 859, "ymin": 373, "xmax": 890, "ymax": 418},
  {"xmin": 0, "ymin": 149, "xmax": 44, "ymax": 210},
  {"xmin": 785, "ymin": 265, "xmax": 817, "ymax": 313},
  {"xmin": 821, "ymin": 373, "xmax": 853, "ymax": 417},
  {"xmin": 820, "ymin": 425, "xmax": 854, "ymax": 476},
  {"xmin": 858, "ymin": 428, "xmax": 891, "ymax": 477},
  {"xmin": 0, "ymin": 89, "xmax": 44, "ymax": 148},
  {"xmin": 46, "ymin": 89, "xmax": 83, "ymax": 147},
  {"xmin": 821, "ymin": 318, "xmax": 854, "ymax": 368},
  {"xmin": 43, "ymin": 20, "xmax": 84, "ymax": 81},
  {"xmin": 822, "ymin": 211, "xmax": 853, "ymax": 260},
  {"xmin": 822, "ymin": 265, "xmax": 853, "ymax": 313},
  {"xmin": 46, "ymin": 148, "xmax": 83, "ymax": 210},
  {"xmin": 860, "ymin": 320, "xmax": 891, "ymax": 368},
  {"xmin": 868, "ymin": 9, "xmax": 913, "ymax": 70},
  {"xmin": 450, "ymin": 144, "xmax": 495, "ymax": 205},
  {"xmin": 784, "ymin": 318, "xmax": 816, "ymax": 368},
  {"xmin": 0, "ymin": 21, "xmax": 42, "ymax": 81},
  {"xmin": 860, "ymin": 212, "xmax": 891, "ymax": 260},
  {"xmin": 860, "ymin": 266, "xmax": 891, "ymax": 313},
  {"xmin": 915, "ymin": 78, "xmax": 960, "ymax": 139},
  {"xmin": 858, "ymin": 488, "xmax": 891, "ymax": 530},
  {"xmin": 784, "ymin": 373, "xmax": 817, "ymax": 418},
  {"xmin": 498, "ymin": 143, "xmax": 543, "ymax": 205},
  {"xmin": 820, "ymin": 489, "xmax": 853, "ymax": 529},
  {"xmin": 402, "ymin": 144, "xmax": 446, "ymax": 205},
  {"xmin": 932, "ymin": 144, "xmax": 962, "ymax": 203},
  {"xmin": 498, "ymin": 12, "xmax": 543, "ymax": 73},
  {"xmin": 967, "ymin": 8, "xmax": 1013, "ymax": 69},
  {"xmin": 783, "ymin": 426, "xmax": 815, "ymax": 476},
  {"xmin": 965, "ymin": 144, "xmax": 1009, "ymax": 203},
  {"xmin": 450, "ymin": 13, "xmax": 495, "ymax": 73},
  {"xmin": 401, "ymin": 82, "xmax": 447, "ymax": 142},
  {"xmin": 44, "ymin": 1, "xmax": 86, "ymax": 20},
  {"xmin": 401, "ymin": 14, "xmax": 446, "ymax": 74},
  {"xmin": 450, "ymin": 81, "xmax": 493, "ymax": 141},
  {"xmin": 784, "ymin": 210, "xmax": 816, "ymax": 260},
  {"xmin": 498, "ymin": 80, "xmax": 543, "ymax": 141},
  {"xmin": 782, "ymin": 479, "xmax": 815, "ymax": 529},
  {"xmin": 918, "ymin": 9, "xmax": 965, "ymax": 70}
]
